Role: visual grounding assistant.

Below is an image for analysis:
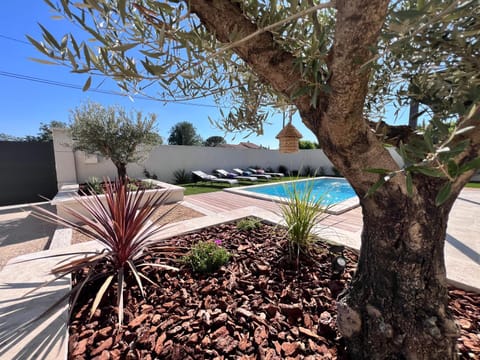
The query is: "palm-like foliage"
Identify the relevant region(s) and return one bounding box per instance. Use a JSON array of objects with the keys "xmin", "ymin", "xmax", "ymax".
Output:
[{"xmin": 32, "ymin": 179, "xmax": 179, "ymax": 326}]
